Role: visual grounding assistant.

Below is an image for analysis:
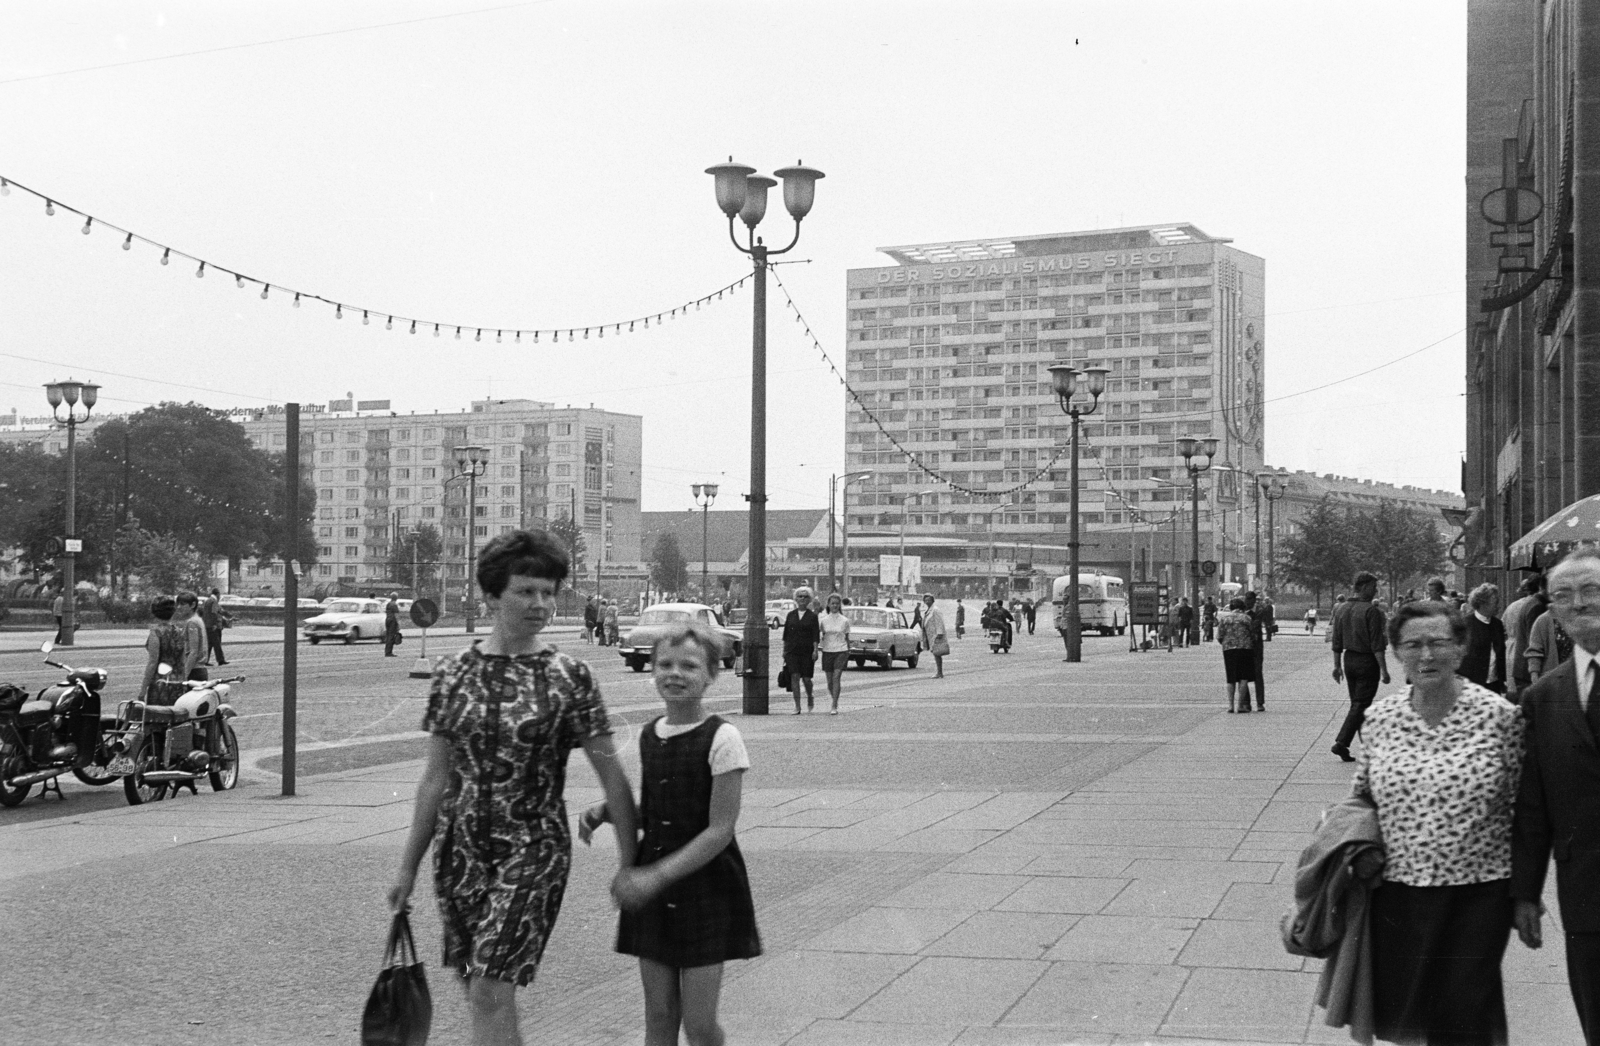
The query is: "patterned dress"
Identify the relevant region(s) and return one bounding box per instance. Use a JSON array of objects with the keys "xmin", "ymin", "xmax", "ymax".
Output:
[{"xmin": 422, "ymin": 645, "xmax": 612, "ymax": 986}]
